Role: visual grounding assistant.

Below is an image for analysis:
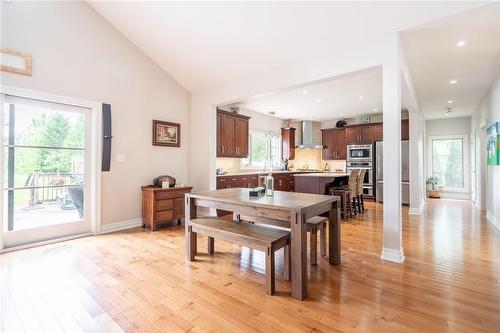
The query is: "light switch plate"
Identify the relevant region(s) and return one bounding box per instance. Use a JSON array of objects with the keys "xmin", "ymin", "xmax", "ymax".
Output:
[{"xmin": 116, "ymin": 154, "xmax": 126, "ymax": 162}]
